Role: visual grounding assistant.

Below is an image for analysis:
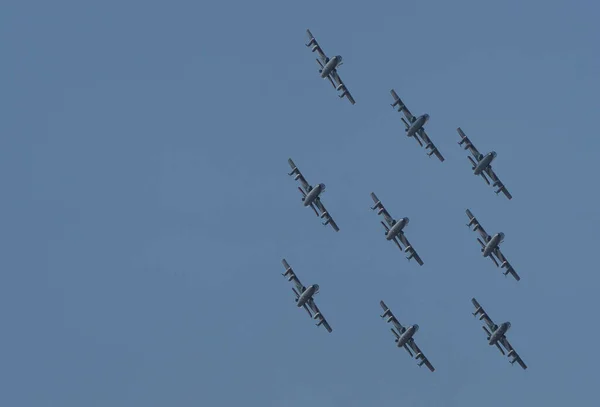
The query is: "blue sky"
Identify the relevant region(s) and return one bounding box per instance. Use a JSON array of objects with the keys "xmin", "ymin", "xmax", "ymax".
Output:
[{"xmin": 1, "ymin": 0, "xmax": 599, "ymax": 406}]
